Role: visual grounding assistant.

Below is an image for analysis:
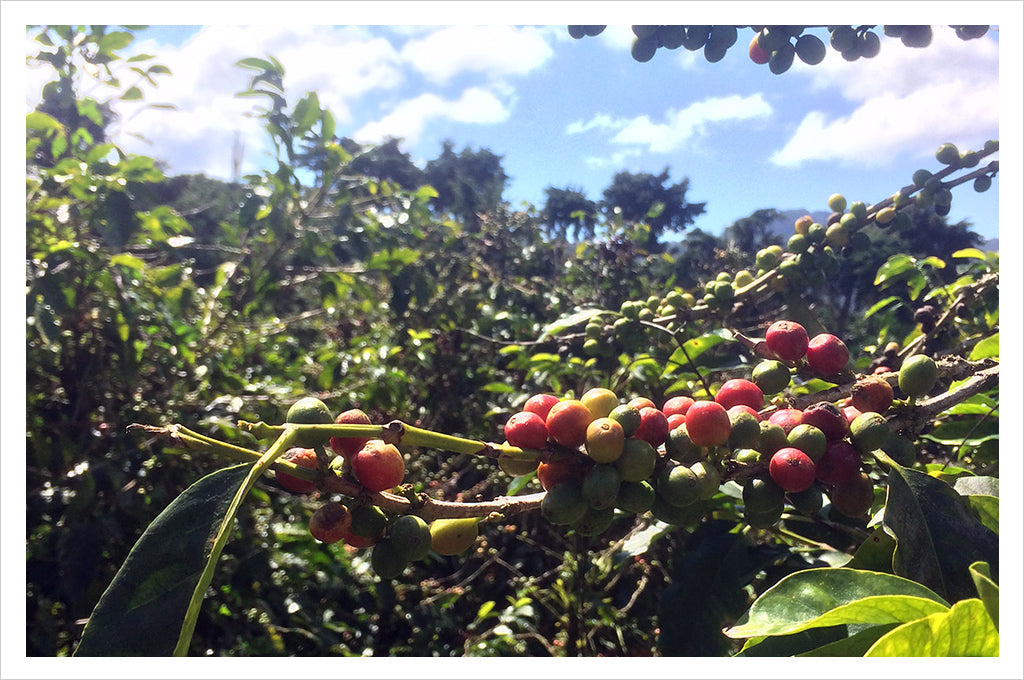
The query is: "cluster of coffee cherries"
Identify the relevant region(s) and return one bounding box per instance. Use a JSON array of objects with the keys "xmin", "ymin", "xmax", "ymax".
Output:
[
  {"xmin": 275, "ymin": 399, "xmax": 479, "ymax": 579},
  {"xmin": 502, "ymin": 319, "xmax": 937, "ymax": 532}
]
